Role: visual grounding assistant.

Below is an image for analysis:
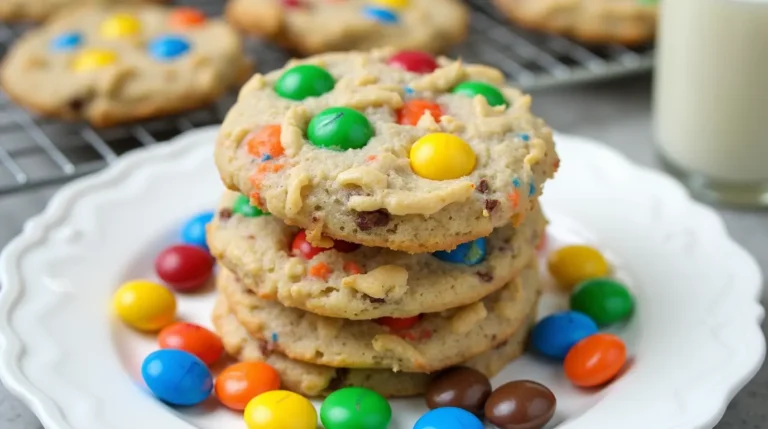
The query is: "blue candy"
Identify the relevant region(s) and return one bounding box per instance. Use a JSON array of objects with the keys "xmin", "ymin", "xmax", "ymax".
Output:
[
  {"xmin": 363, "ymin": 6, "xmax": 399, "ymax": 24},
  {"xmin": 50, "ymin": 32, "xmax": 83, "ymax": 51},
  {"xmin": 141, "ymin": 349, "xmax": 213, "ymax": 406},
  {"xmin": 432, "ymin": 237, "xmax": 486, "ymax": 265},
  {"xmin": 414, "ymin": 407, "xmax": 484, "ymax": 429},
  {"xmin": 531, "ymin": 310, "xmax": 598, "ymax": 359},
  {"xmin": 181, "ymin": 211, "xmax": 214, "ymax": 250},
  {"xmin": 148, "ymin": 35, "xmax": 191, "ymax": 61}
]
